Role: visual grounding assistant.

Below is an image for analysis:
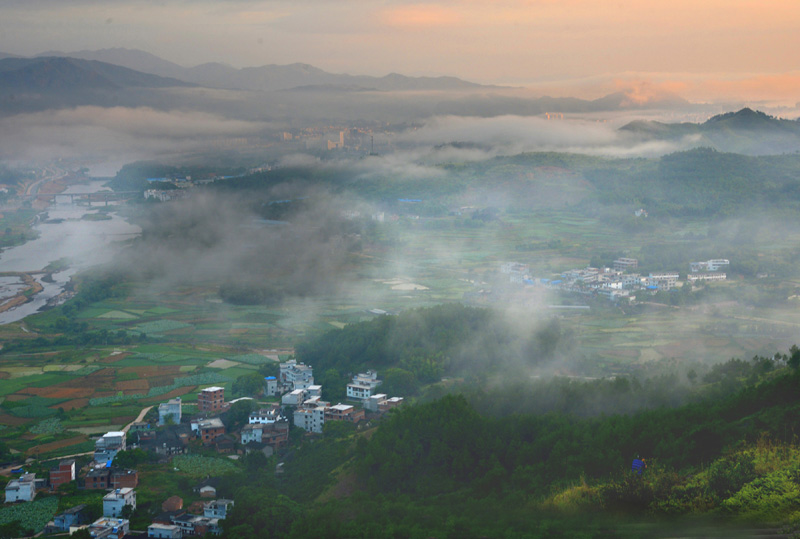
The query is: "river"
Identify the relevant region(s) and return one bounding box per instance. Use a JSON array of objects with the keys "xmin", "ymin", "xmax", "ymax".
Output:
[{"xmin": 0, "ymin": 181, "xmax": 141, "ymax": 324}]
